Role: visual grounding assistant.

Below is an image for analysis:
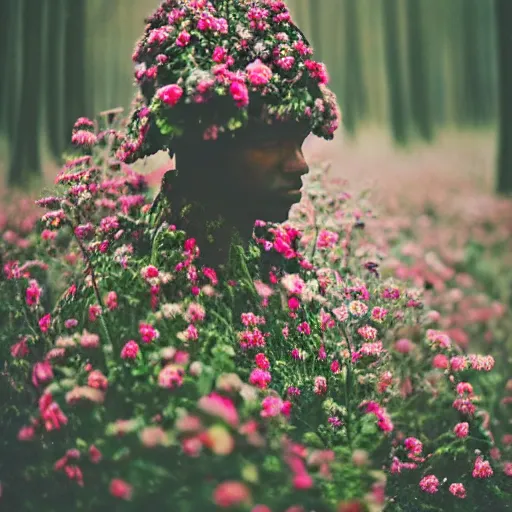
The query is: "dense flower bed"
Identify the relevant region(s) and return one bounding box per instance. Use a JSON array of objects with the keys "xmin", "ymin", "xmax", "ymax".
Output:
[{"xmin": 1, "ymin": 116, "xmax": 511, "ymax": 511}]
